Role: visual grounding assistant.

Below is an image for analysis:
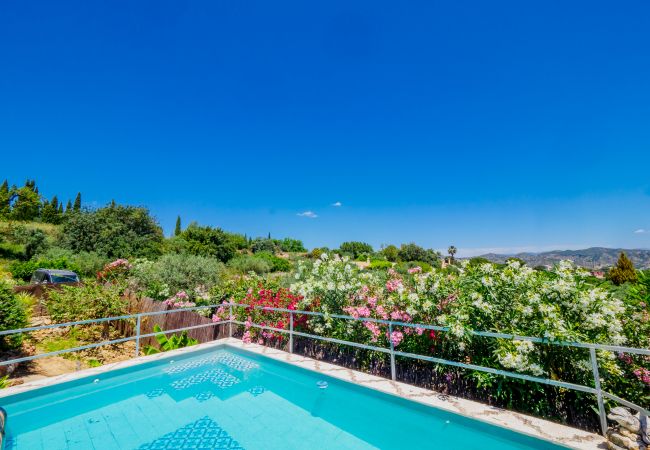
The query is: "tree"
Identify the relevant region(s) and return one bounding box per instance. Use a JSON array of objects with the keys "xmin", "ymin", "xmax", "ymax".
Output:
[
  {"xmin": 279, "ymin": 238, "xmax": 306, "ymax": 253},
  {"xmin": 398, "ymin": 243, "xmax": 441, "ymax": 266},
  {"xmin": 251, "ymin": 238, "xmax": 278, "ymax": 254},
  {"xmin": 0, "ymin": 180, "xmax": 11, "ymax": 219},
  {"xmin": 180, "ymin": 224, "xmax": 236, "ymax": 262},
  {"xmin": 41, "ymin": 195, "xmax": 62, "ymax": 224},
  {"xmin": 609, "ymin": 252, "xmax": 638, "ymax": 285},
  {"xmin": 339, "ymin": 241, "xmax": 374, "ymax": 259},
  {"xmin": 381, "ymin": 245, "xmax": 399, "ymax": 262},
  {"xmin": 73, "ymin": 192, "xmax": 82, "ymax": 212},
  {"xmin": 10, "ymin": 181, "xmax": 41, "ymax": 221},
  {"xmin": 447, "ymin": 245, "xmax": 457, "ymax": 262},
  {"xmin": 174, "ymin": 216, "xmax": 182, "ymax": 236},
  {"xmin": 65, "ymin": 199, "xmax": 72, "ymax": 214},
  {"xmin": 60, "ymin": 204, "xmax": 164, "ymax": 258}
]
